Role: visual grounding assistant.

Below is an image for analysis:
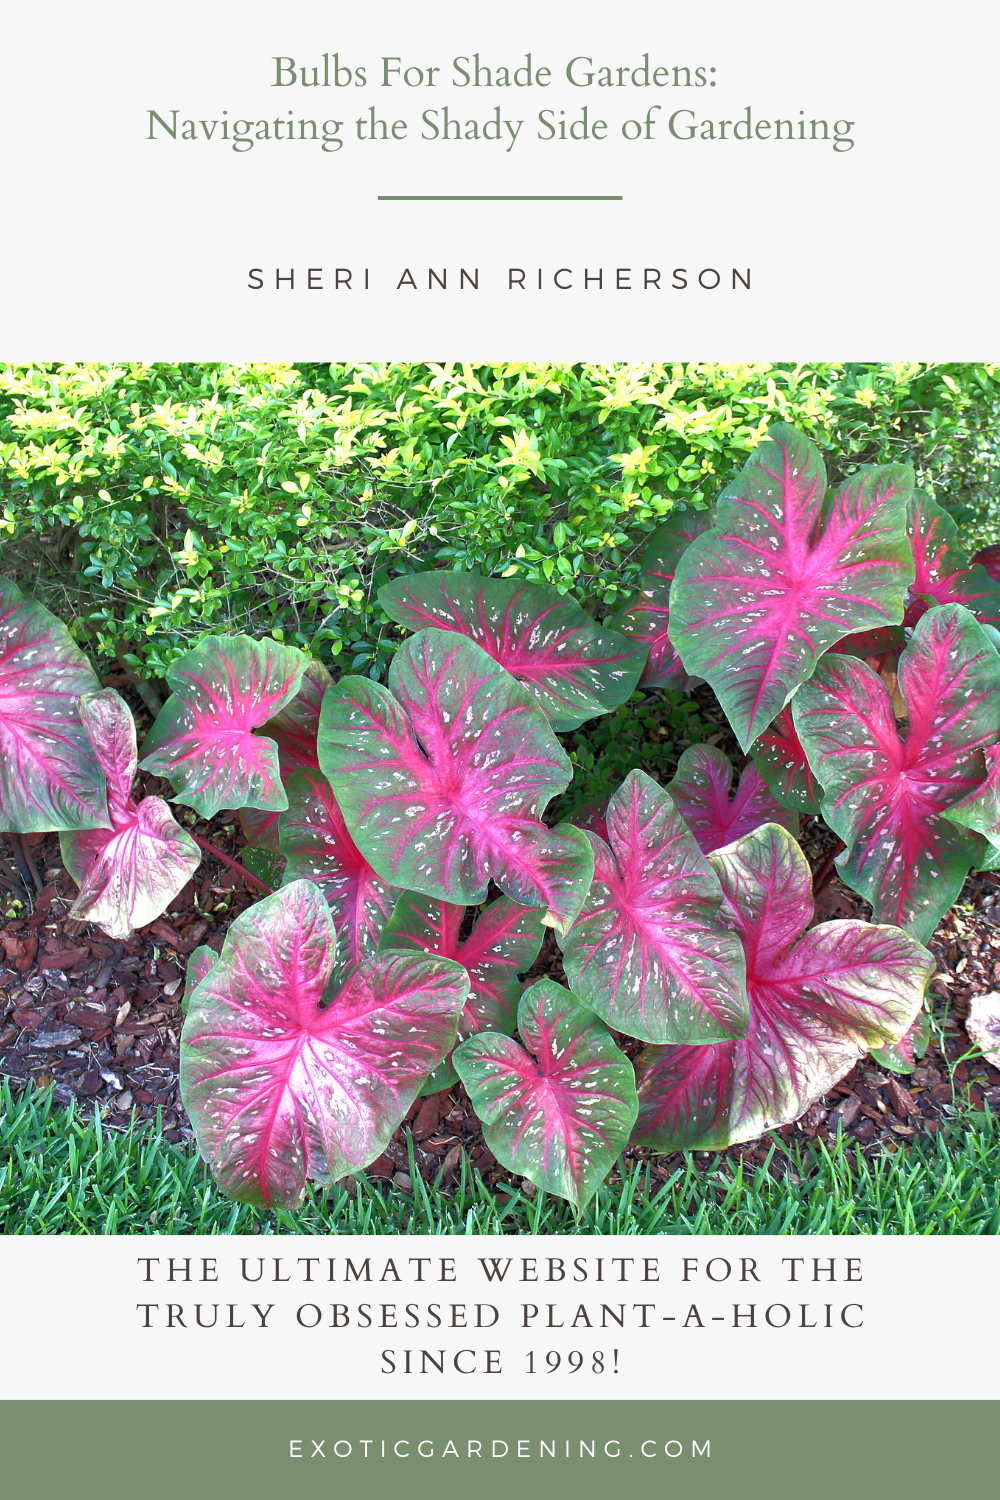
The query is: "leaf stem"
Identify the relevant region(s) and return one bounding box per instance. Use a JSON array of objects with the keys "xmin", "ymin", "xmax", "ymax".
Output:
[{"xmin": 190, "ymin": 832, "xmax": 274, "ymax": 896}]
